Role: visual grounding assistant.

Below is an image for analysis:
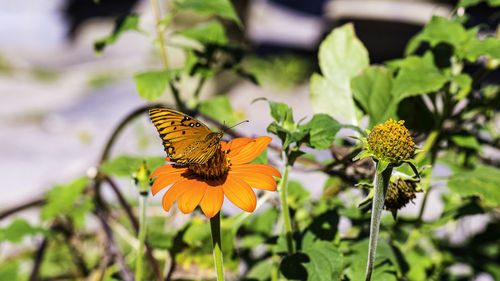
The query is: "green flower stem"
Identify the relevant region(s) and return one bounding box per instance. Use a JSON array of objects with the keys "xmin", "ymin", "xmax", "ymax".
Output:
[
  {"xmin": 365, "ymin": 163, "xmax": 393, "ymax": 281},
  {"xmin": 149, "ymin": 0, "xmax": 184, "ymax": 111},
  {"xmin": 414, "ymin": 130, "xmax": 438, "ymax": 223},
  {"xmin": 149, "ymin": 0, "xmax": 169, "ymax": 69},
  {"xmin": 279, "ymin": 161, "xmax": 294, "ymax": 255},
  {"xmin": 210, "ymin": 212, "xmax": 224, "ymax": 281},
  {"xmin": 192, "ymin": 76, "xmax": 207, "ymax": 103},
  {"xmin": 415, "ymin": 130, "xmax": 438, "ymax": 164},
  {"xmin": 270, "ymin": 253, "xmax": 279, "ymax": 281},
  {"xmin": 135, "ymin": 192, "xmax": 148, "ymax": 281}
]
